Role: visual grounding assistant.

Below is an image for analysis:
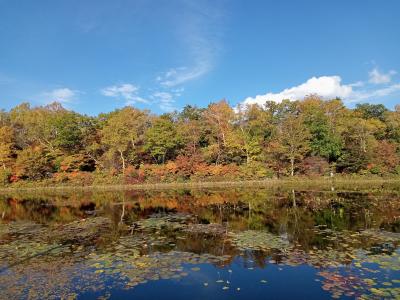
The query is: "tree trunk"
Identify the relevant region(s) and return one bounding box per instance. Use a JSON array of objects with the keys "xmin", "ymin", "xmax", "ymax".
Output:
[
  {"xmin": 240, "ymin": 127, "xmax": 250, "ymax": 165},
  {"xmin": 329, "ymin": 163, "xmax": 335, "ymax": 178},
  {"xmin": 290, "ymin": 157, "xmax": 294, "ymax": 176},
  {"xmin": 292, "ymin": 189, "xmax": 296, "ymax": 207},
  {"xmin": 119, "ymin": 150, "xmax": 126, "ymax": 174},
  {"xmin": 119, "ymin": 199, "xmax": 125, "ymax": 226},
  {"xmin": 246, "ymin": 147, "xmax": 250, "ymax": 164}
]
